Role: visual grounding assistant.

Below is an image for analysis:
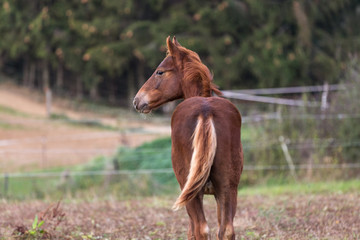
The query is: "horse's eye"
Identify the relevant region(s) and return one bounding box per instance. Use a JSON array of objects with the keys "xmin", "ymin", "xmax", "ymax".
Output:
[{"xmin": 156, "ymin": 70, "xmax": 164, "ymax": 76}]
